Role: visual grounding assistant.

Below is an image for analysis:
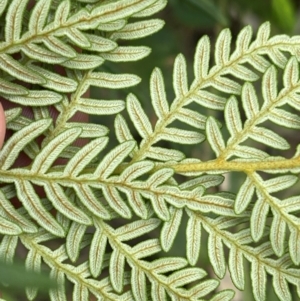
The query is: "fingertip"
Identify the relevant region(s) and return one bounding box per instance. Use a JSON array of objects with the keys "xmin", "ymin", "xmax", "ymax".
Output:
[{"xmin": 0, "ymin": 102, "xmax": 6, "ymax": 149}]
